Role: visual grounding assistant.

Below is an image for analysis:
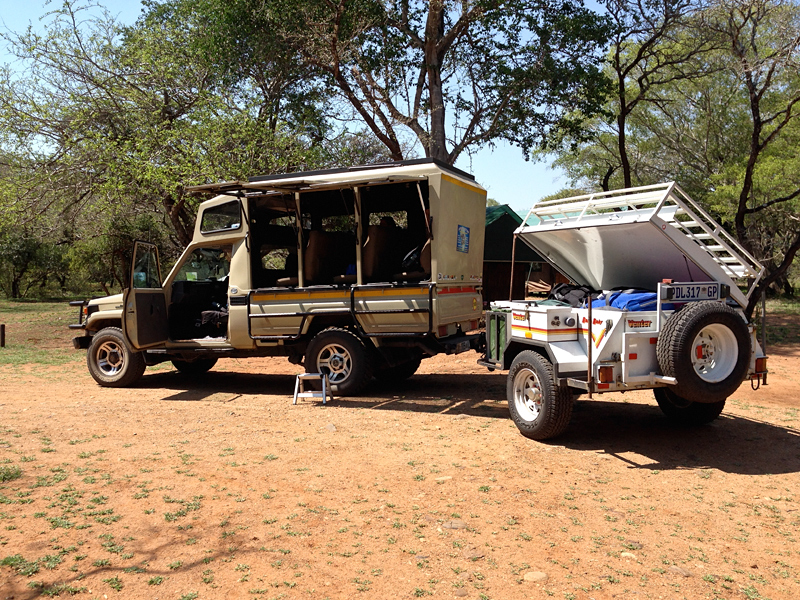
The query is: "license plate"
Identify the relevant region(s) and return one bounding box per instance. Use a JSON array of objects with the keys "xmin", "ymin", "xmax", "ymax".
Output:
[{"xmin": 666, "ymin": 283, "xmax": 721, "ymax": 301}]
